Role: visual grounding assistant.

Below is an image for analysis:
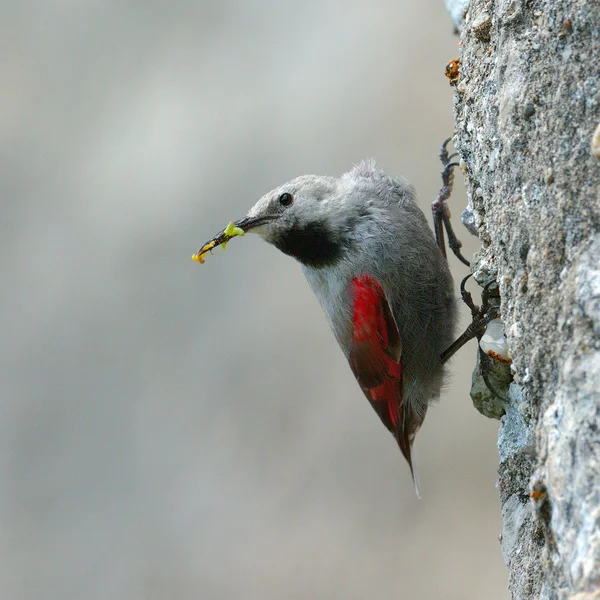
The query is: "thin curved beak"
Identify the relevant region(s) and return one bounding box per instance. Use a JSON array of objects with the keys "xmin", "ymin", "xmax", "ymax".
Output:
[
  {"xmin": 192, "ymin": 215, "xmax": 274, "ymax": 264},
  {"xmin": 231, "ymin": 215, "xmax": 274, "ymax": 233}
]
